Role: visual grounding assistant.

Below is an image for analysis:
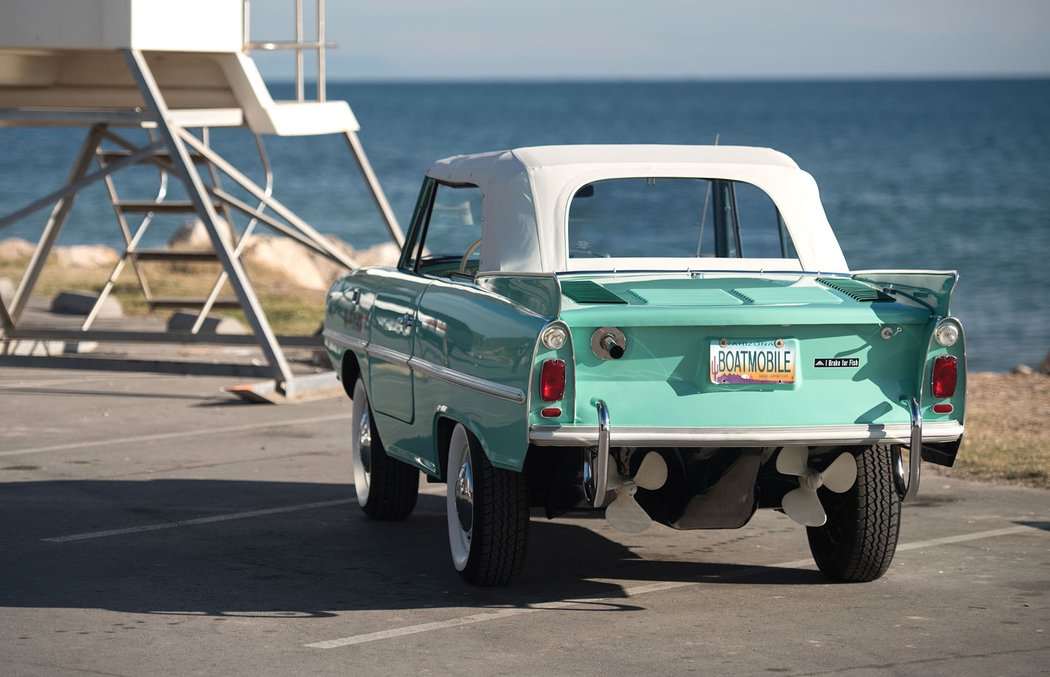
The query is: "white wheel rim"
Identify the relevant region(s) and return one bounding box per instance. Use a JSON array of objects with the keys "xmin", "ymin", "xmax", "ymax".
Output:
[
  {"xmin": 447, "ymin": 425, "xmax": 474, "ymax": 571},
  {"xmin": 351, "ymin": 380, "xmax": 371, "ymax": 506}
]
